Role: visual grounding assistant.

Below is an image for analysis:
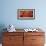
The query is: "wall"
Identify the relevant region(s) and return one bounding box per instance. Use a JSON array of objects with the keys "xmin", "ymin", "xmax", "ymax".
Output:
[{"xmin": 0, "ymin": 0, "xmax": 46, "ymax": 29}]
